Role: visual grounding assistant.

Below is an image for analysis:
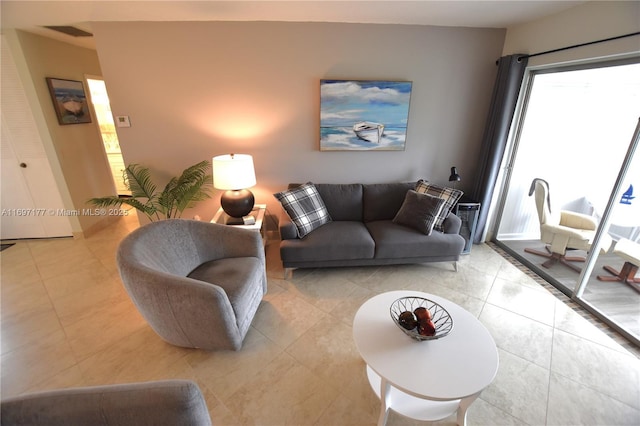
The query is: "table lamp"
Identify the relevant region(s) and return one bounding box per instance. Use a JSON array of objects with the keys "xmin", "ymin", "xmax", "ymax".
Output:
[{"xmin": 212, "ymin": 153, "xmax": 256, "ymax": 218}]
